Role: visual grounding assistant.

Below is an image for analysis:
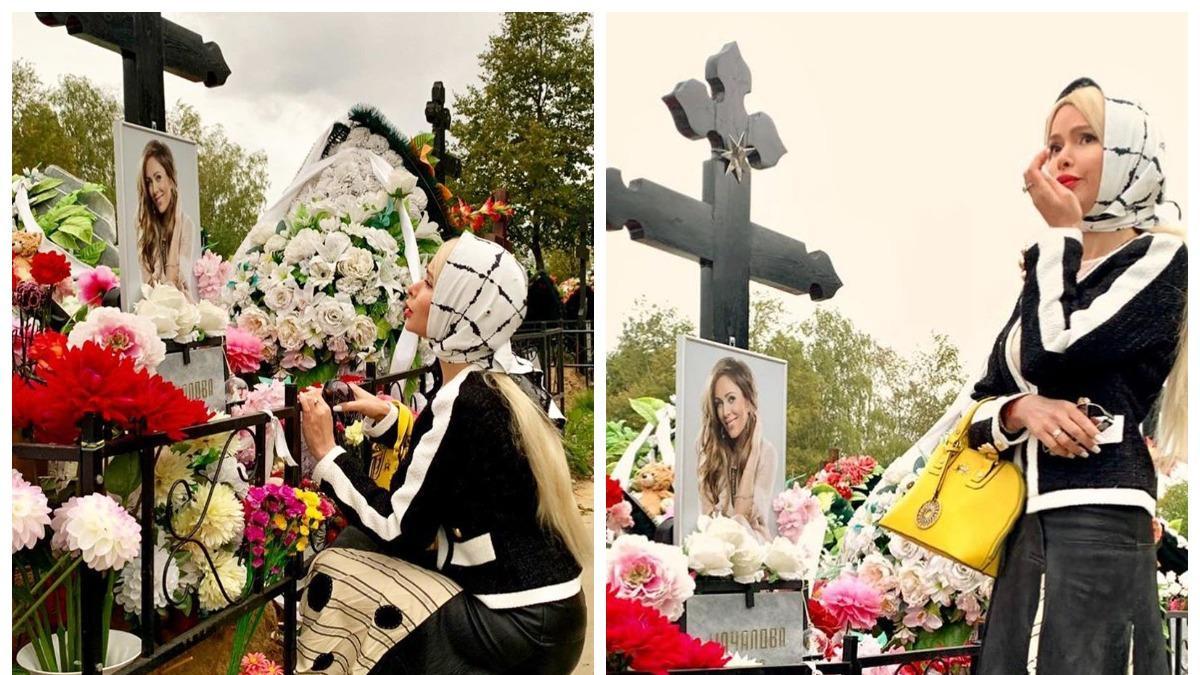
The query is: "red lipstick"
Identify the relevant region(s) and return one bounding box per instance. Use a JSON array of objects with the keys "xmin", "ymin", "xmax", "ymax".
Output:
[{"xmin": 1057, "ymin": 174, "xmax": 1080, "ymax": 188}]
